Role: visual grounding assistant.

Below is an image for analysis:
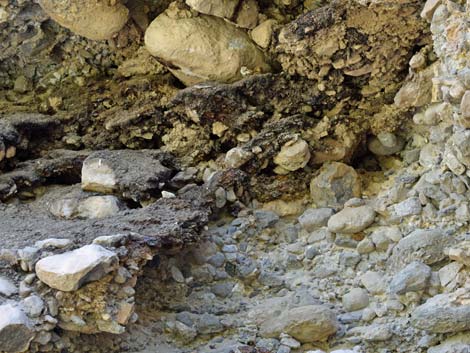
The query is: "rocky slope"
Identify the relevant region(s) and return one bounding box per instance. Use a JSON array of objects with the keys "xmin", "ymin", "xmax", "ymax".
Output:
[{"xmin": 2, "ymin": 0, "xmax": 470, "ymax": 353}]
